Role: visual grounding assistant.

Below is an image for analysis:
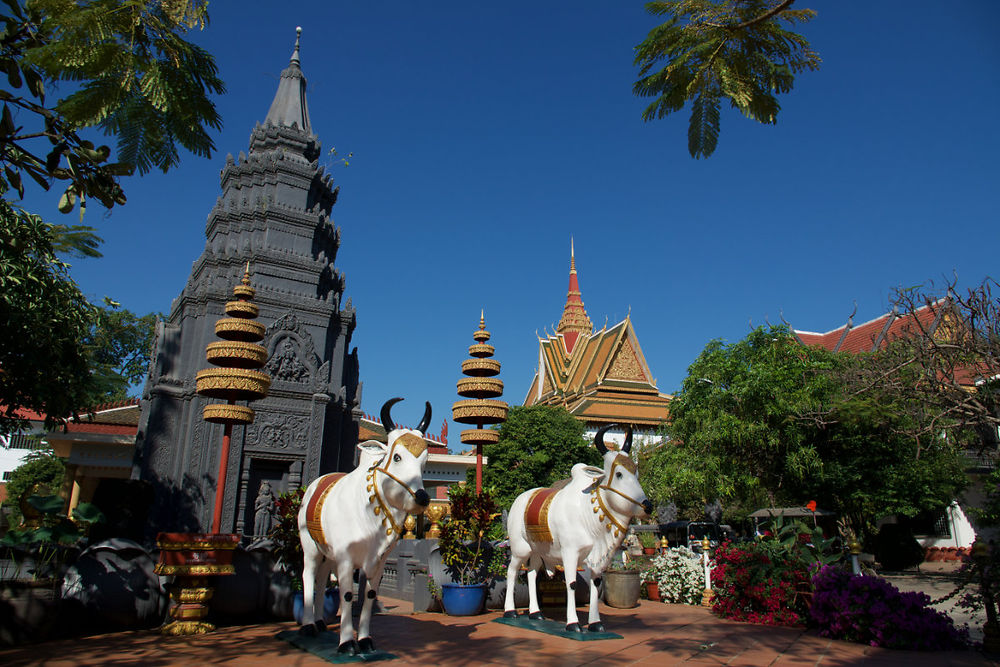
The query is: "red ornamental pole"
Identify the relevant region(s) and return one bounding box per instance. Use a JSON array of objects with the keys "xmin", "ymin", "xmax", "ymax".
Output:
[
  {"xmin": 476, "ymin": 442, "xmax": 483, "ymax": 494},
  {"xmin": 211, "ymin": 402, "xmax": 234, "ymax": 534}
]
